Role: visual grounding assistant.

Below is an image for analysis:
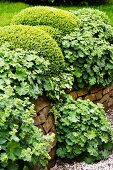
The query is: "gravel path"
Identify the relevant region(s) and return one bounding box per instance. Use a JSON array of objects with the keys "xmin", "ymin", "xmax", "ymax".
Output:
[{"xmin": 51, "ymin": 108, "xmax": 113, "ymax": 170}]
